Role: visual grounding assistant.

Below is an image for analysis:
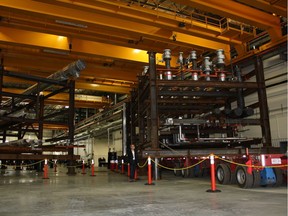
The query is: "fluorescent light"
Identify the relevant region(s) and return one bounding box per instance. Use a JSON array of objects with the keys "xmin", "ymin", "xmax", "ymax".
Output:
[
  {"xmin": 55, "ymin": 20, "xmax": 88, "ymax": 28},
  {"xmin": 133, "ymin": 49, "xmax": 141, "ymax": 53},
  {"xmin": 43, "ymin": 49, "xmax": 69, "ymax": 55}
]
